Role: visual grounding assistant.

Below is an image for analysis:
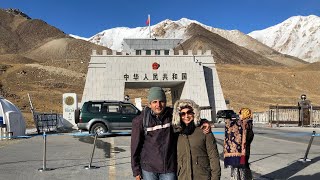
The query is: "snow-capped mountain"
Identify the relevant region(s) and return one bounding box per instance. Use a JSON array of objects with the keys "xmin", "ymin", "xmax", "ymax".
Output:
[
  {"xmin": 69, "ymin": 34, "xmax": 89, "ymax": 41},
  {"xmin": 72, "ymin": 16, "xmax": 319, "ymax": 63},
  {"xmin": 248, "ymin": 15, "xmax": 320, "ymax": 63},
  {"xmin": 85, "ymin": 18, "xmax": 191, "ymax": 50},
  {"xmin": 83, "ymin": 18, "xmax": 245, "ymax": 52}
]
